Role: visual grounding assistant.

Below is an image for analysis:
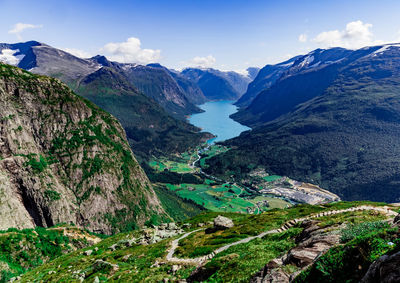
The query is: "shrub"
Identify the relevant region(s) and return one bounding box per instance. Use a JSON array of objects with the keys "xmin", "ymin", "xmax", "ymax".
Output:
[{"xmin": 340, "ymin": 221, "xmax": 389, "ymax": 243}]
